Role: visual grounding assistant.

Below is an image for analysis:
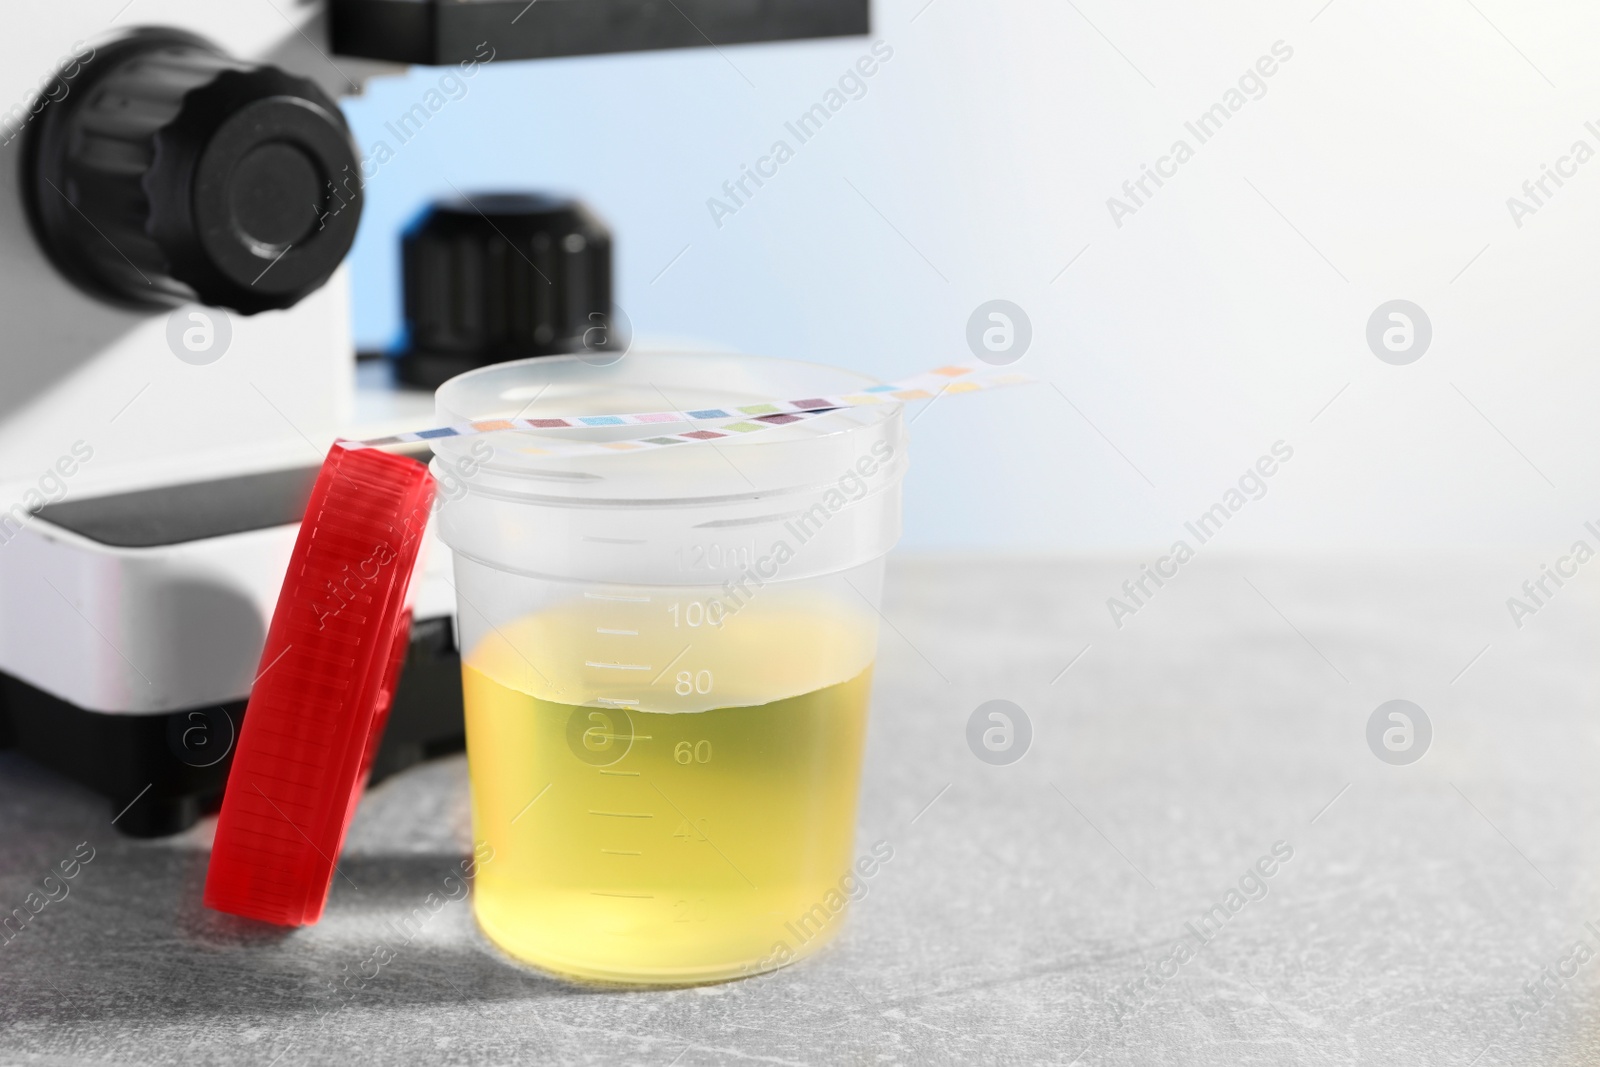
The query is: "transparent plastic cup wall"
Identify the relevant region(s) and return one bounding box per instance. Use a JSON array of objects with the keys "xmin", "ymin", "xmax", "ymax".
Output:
[{"xmin": 429, "ymin": 352, "xmax": 905, "ymax": 985}]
